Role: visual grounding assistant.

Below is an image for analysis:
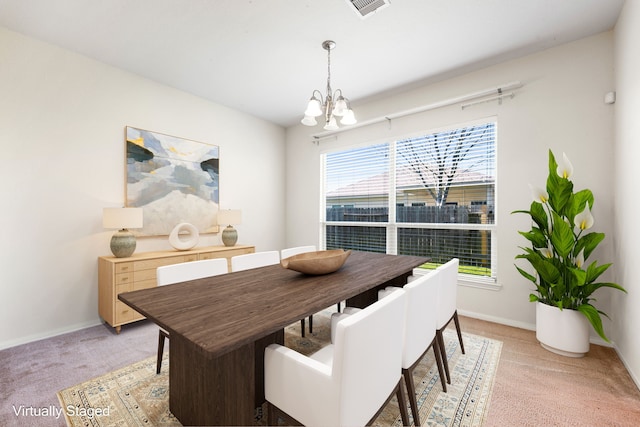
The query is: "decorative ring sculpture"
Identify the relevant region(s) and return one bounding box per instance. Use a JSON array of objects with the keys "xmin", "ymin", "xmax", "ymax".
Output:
[{"xmin": 169, "ymin": 222, "xmax": 199, "ymax": 250}]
